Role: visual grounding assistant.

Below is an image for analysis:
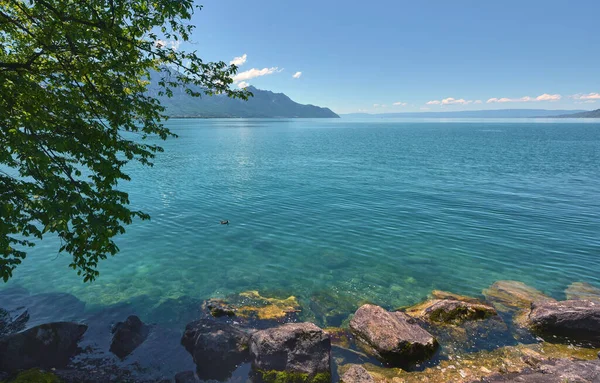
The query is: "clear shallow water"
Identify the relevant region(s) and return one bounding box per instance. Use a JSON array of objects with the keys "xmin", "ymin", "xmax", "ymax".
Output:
[{"xmin": 3, "ymin": 118, "xmax": 600, "ymax": 326}]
